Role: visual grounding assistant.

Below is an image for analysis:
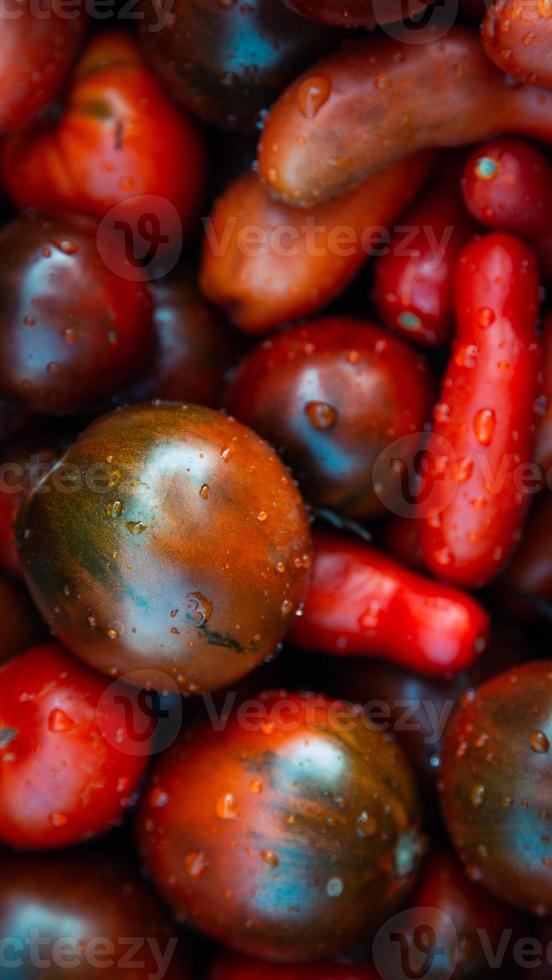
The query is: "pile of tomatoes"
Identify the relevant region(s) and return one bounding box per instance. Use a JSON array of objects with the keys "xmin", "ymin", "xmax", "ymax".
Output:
[{"xmin": 1, "ymin": 1, "xmax": 552, "ymax": 977}]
